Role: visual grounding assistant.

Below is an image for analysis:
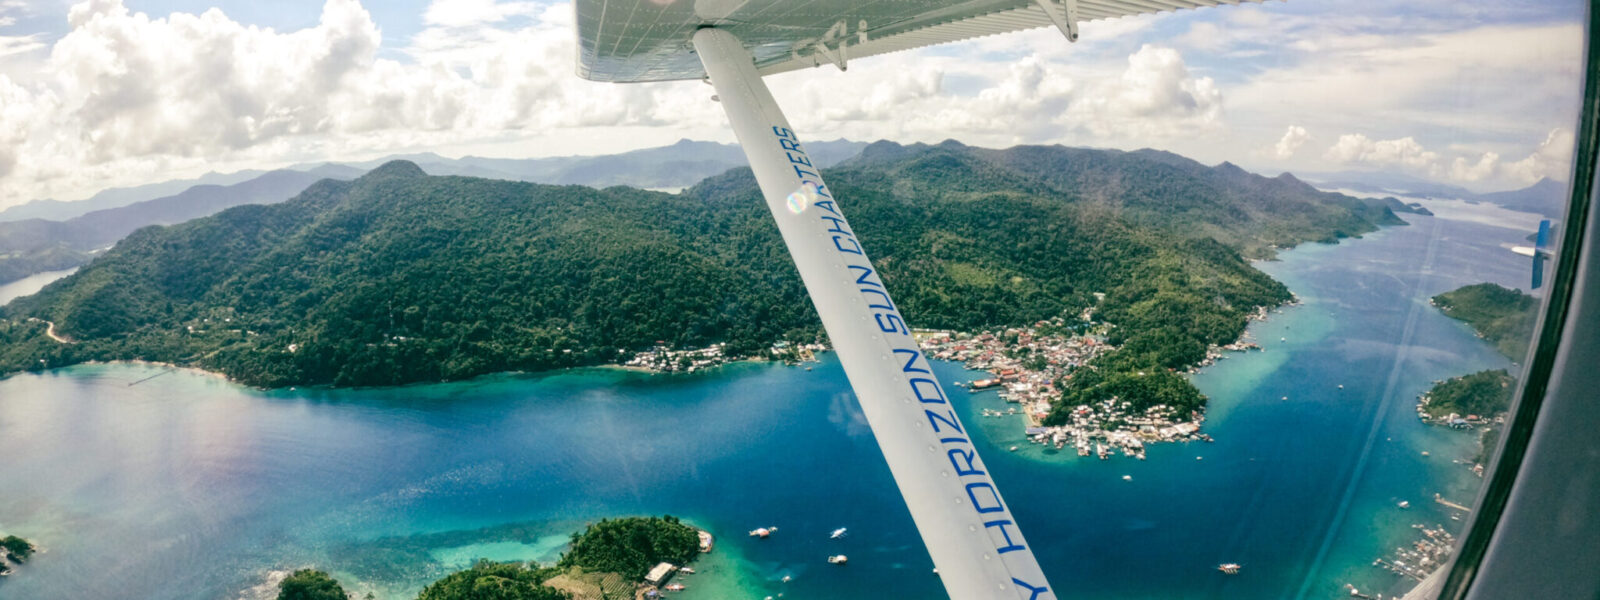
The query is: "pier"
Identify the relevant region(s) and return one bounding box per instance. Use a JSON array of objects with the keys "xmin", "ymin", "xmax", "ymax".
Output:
[{"xmin": 1434, "ymin": 493, "xmax": 1472, "ymax": 512}]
